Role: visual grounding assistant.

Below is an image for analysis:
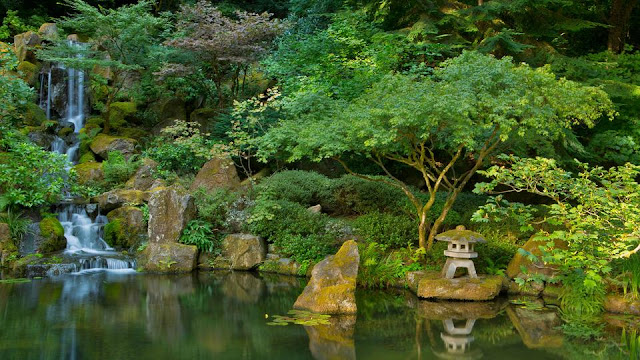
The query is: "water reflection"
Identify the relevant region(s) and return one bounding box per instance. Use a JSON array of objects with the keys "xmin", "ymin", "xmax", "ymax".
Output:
[
  {"xmin": 0, "ymin": 272, "xmax": 625, "ymax": 360},
  {"xmin": 435, "ymin": 318, "xmax": 482, "ymax": 359}
]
